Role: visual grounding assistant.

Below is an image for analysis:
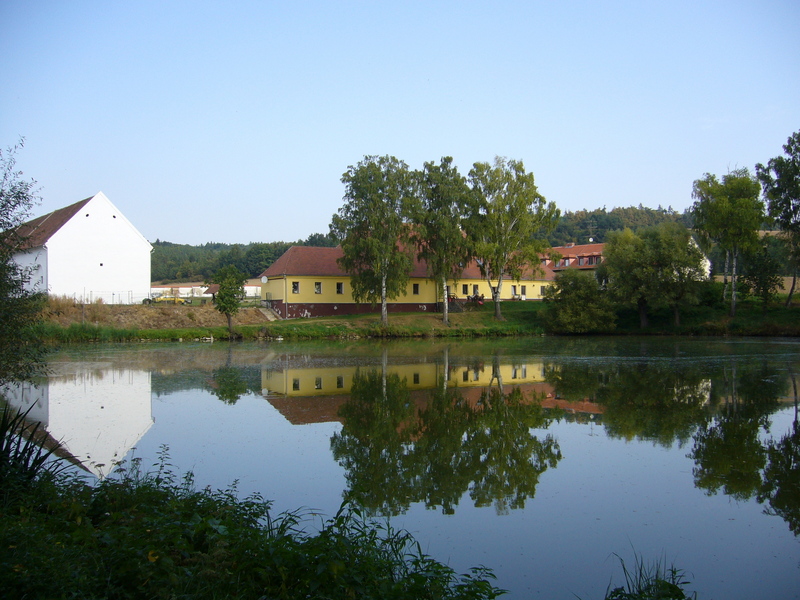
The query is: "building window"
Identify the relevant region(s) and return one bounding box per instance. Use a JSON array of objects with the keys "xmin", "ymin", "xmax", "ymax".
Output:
[
  {"xmin": 462, "ymin": 370, "xmax": 469, "ymax": 382},
  {"xmin": 462, "ymin": 284, "xmax": 468, "ymax": 295},
  {"xmin": 315, "ymin": 377, "xmax": 322, "ymax": 390},
  {"xmin": 521, "ymin": 285, "xmax": 527, "ymax": 296},
  {"xmin": 314, "ymin": 282, "xmax": 322, "ymax": 294},
  {"xmin": 579, "ymin": 257, "xmax": 585, "ymax": 266},
  {"xmin": 541, "ymin": 285, "xmax": 546, "ymax": 295},
  {"xmin": 336, "ymin": 282, "xmax": 344, "ymax": 294},
  {"xmin": 511, "ymin": 285, "xmax": 517, "ymax": 296},
  {"xmin": 413, "ymin": 373, "xmax": 420, "ymax": 384},
  {"xmin": 291, "ymin": 281, "xmax": 299, "ymax": 294},
  {"xmin": 473, "ymin": 284, "xmax": 479, "ymax": 294},
  {"xmin": 413, "ymin": 283, "xmax": 420, "ymax": 295},
  {"xmin": 292, "ymin": 378, "xmax": 300, "ymax": 391},
  {"xmin": 336, "ymin": 376, "xmax": 344, "ymax": 389}
]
